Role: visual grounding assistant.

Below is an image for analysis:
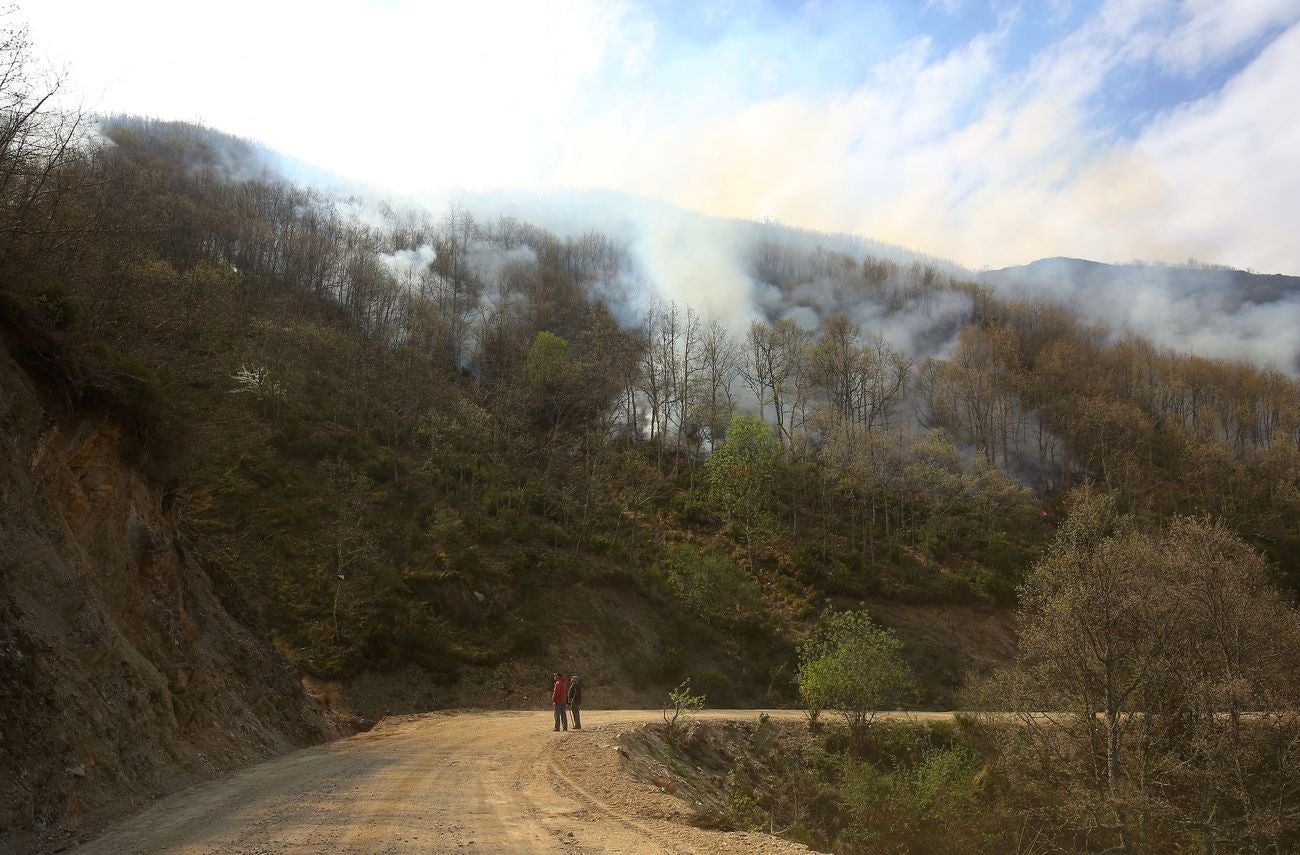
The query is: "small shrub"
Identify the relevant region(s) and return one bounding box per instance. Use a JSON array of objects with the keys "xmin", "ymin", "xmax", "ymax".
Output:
[
  {"xmin": 668, "ymin": 492, "xmax": 713, "ymax": 526},
  {"xmin": 663, "ymin": 678, "xmax": 706, "ymax": 735},
  {"xmin": 908, "ymin": 744, "xmax": 981, "ymax": 825},
  {"xmin": 725, "ymin": 772, "xmax": 767, "ymax": 831},
  {"xmin": 650, "ymin": 643, "xmax": 686, "ymax": 684},
  {"xmin": 585, "ymin": 532, "xmax": 622, "ymax": 557},
  {"xmin": 29, "ymin": 285, "xmax": 78, "ymax": 329}
]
